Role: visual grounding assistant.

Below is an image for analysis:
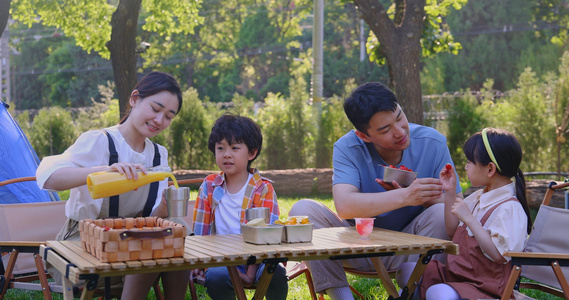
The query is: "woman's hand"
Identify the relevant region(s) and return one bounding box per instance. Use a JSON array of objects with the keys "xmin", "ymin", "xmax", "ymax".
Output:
[{"xmin": 109, "ymin": 163, "xmax": 146, "ymax": 180}]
